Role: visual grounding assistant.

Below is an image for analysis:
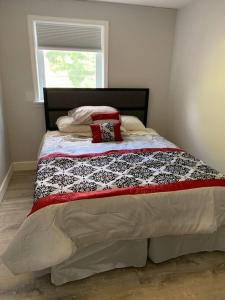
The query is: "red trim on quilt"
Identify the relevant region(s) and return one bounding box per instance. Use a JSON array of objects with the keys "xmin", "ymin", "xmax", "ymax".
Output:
[
  {"xmin": 29, "ymin": 179, "xmax": 225, "ymax": 216},
  {"xmin": 40, "ymin": 147, "xmax": 183, "ymax": 161}
]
